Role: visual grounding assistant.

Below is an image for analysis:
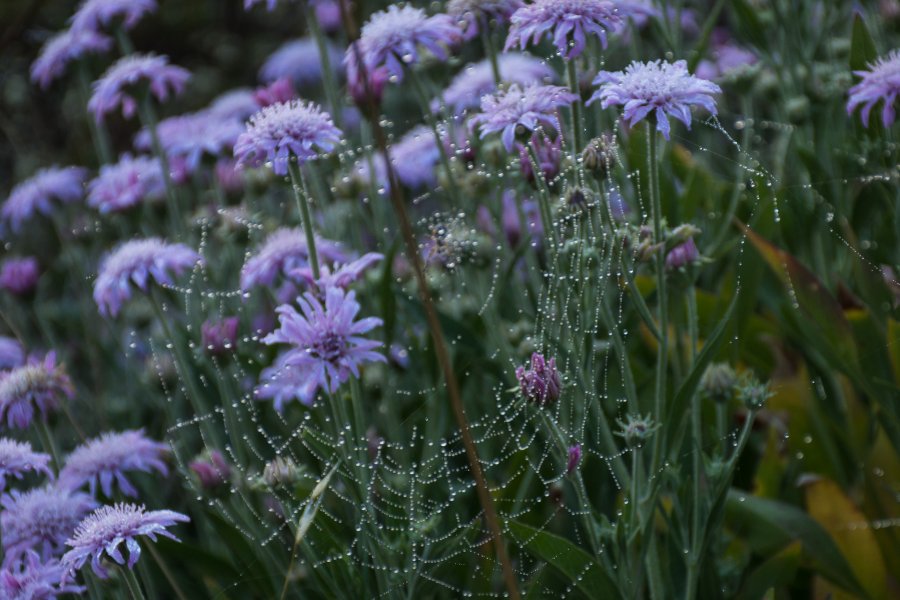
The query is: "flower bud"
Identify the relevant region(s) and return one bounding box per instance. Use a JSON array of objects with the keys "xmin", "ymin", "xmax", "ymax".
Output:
[
  {"xmin": 190, "ymin": 450, "xmax": 232, "ymax": 491},
  {"xmin": 263, "ymin": 456, "xmax": 302, "ymax": 488},
  {"xmin": 581, "ymin": 133, "xmax": 617, "ymax": 179},
  {"xmin": 566, "ymin": 444, "xmax": 582, "ymax": 474},
  {"xmin": 665, "ymin": 238, "xmax": 700, "ymax": 270},
  {"xmin": 0, "ymin": 258, "xmax": 40, "ymax": 296},
  {"xmin": 516, "ymin": 352, "xmax": 562, "ymax": 406},
  {"xmin": 616, "ymin": 414, "xmax": 659, "ymax": 448},
  {"xmin": 201, "ymin": 317, "xmax": 239, "ymax": 356},
  {"xmin": 738, "ymin": 376, "xmax": 772, "ymax": 411},
  {"xmin": 701, "ymin": 363, "xmax": 738, "ymax": 403}
]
